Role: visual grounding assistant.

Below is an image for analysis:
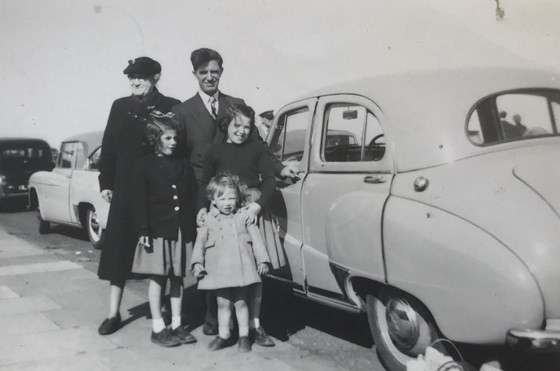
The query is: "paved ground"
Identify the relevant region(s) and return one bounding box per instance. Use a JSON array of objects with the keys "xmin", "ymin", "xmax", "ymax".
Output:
[{"xmin": 0, "ymin": 202, "xmax": 382, "ymax": 371}]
